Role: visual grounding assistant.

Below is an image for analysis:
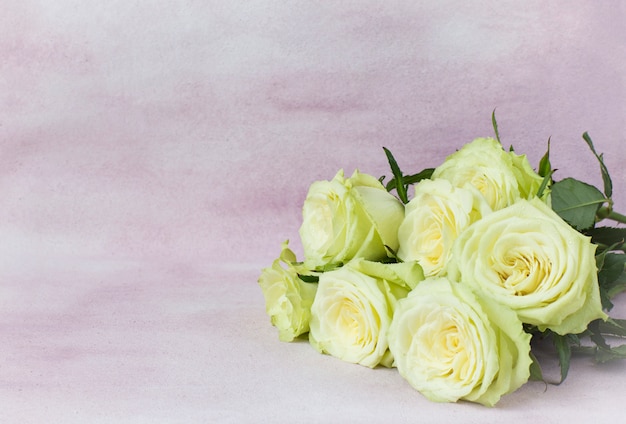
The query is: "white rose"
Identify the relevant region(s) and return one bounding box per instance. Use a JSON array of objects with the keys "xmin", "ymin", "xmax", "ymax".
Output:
[
  {"xmin": 447, "ymin": 197, "xmax": 606, "ymax": 334},
  {"xmin": 299, "ymin": 170, "xmax": 404, "ymax": 269},
  {"xmin": 388, "ymin": 277, "xmax": 532, "ymax": 406},
  {"xmin": 397, "ymin": 179, "xmax": 491, "ymax": 276},
  {"xmin": 432, "ymin": 137, "xmax": 544, "ymax": 211},
  {"xmin": 258, "ymin": 241, "xmax": 318, "ymax": 342},
  {"xmin": 309, "ymin": 259, "xmax": 423, "ymax": 368}
]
